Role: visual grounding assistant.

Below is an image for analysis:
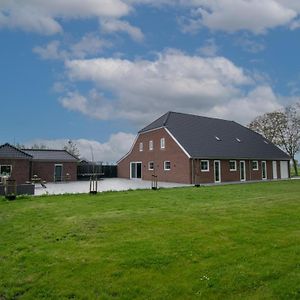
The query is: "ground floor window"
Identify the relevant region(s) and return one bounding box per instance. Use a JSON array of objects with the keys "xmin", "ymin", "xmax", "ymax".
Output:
[
  {"xmin": 229, "ymin": 160, "xmax": 237, "ymax": 171},
  {"xmin": 252, "ymin": 161, "xmax": 259, "ymax": 170},
  {"xmin": 148, "ymin": 161, "xmax": 154, "ymax": 170},
  {"xmin": 164, "ymin": 161, "xmax": 171, "ymax": 170},
  {"xmin": 200, "ymin": 160, "xmax": 209, "ymax": 172},
  {"xmin": 0, "ymin": 165, "xmax": 12, "ymax": 176}
]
